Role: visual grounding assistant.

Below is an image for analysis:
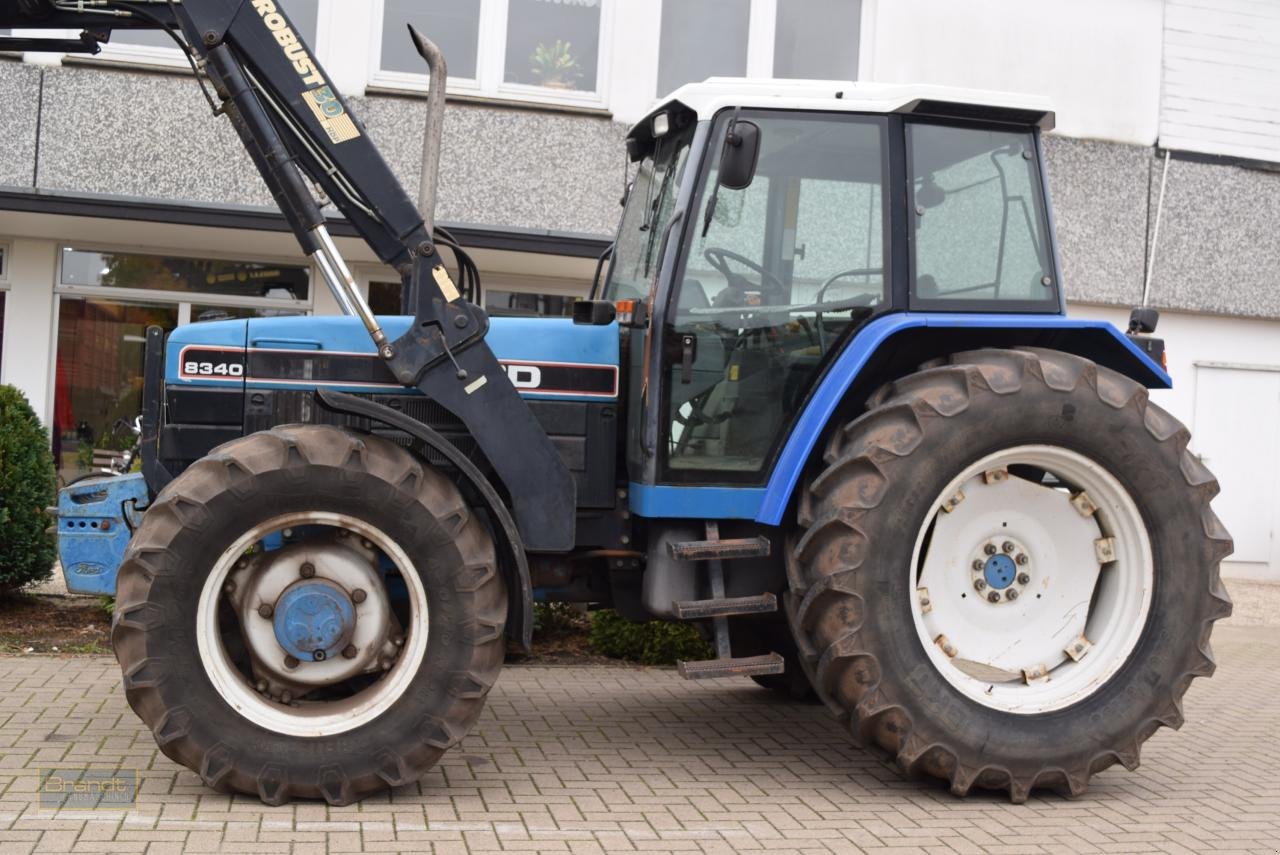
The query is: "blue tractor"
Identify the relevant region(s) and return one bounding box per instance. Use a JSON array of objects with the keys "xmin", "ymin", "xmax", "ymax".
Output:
[{"xmin": 14, "ymin": 1, "xmax": 1232, "ymax": 805}]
